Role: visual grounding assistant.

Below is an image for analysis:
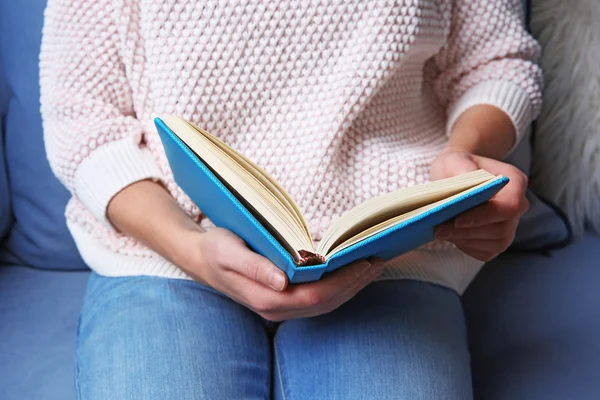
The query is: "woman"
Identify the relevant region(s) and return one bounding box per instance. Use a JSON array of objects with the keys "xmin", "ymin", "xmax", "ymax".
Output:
[{"xmin": 40, "ymin": 0, "xmax": 540, "ymax": 398}]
